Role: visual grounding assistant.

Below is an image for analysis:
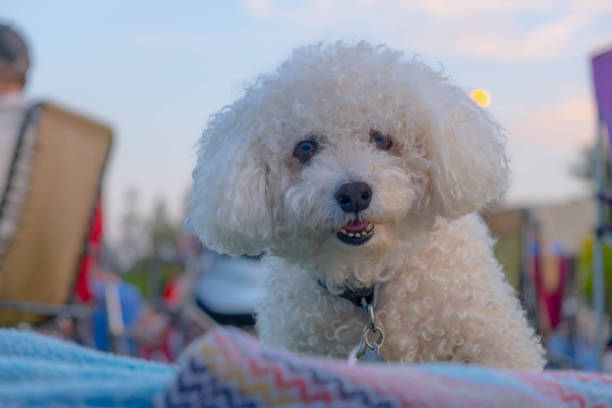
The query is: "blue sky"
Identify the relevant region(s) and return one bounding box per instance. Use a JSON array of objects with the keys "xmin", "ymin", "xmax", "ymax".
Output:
[{"xmin": 3, "ymin": 0, "xmax": 612, "ymax": 240}]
